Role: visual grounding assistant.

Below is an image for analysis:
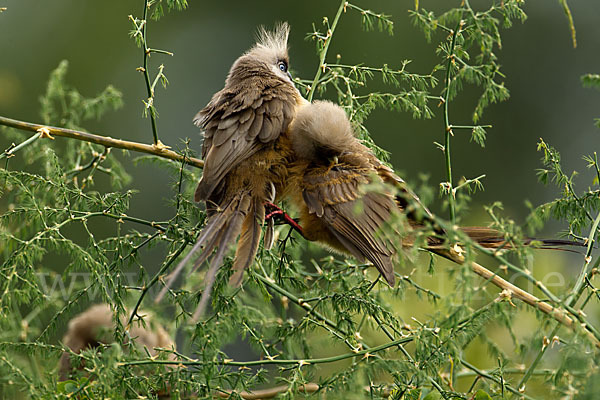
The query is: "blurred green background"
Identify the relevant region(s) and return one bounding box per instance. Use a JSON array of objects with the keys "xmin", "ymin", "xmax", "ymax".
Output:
[
  {"xmin": 1, "ymin": 1, "xmax": 599, "ymax": 391},
  {"xmin": 1, "ymin": 1, "xmax": 598, "ymax": 228}
]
